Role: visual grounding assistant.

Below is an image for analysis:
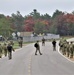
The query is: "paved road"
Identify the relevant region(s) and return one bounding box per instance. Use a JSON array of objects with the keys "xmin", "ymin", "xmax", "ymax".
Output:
[{"xmin": 0, "ymin": 41, "xmax": 74, "ymax": 75}]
